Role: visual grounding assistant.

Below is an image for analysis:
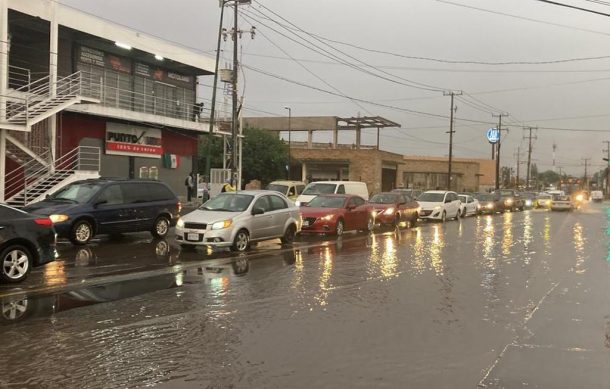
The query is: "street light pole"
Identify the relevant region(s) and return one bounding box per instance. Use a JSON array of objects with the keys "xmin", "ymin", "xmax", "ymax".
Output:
[{"xmin": 284, "ymin": 106, "xmax": 291, "ymax": 179}]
